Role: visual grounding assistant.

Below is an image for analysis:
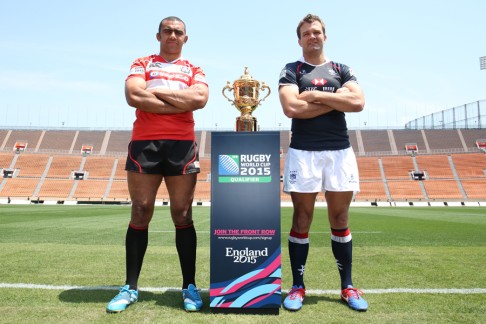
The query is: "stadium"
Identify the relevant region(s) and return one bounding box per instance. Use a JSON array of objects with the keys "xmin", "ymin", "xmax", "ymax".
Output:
[
  {"xmin": 1, "ymin": 102, "xmax": 485, "ymax": 322},
  {"xmin": 1, "ymin": 100, "xmax": 485, "ymax": 206}
]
